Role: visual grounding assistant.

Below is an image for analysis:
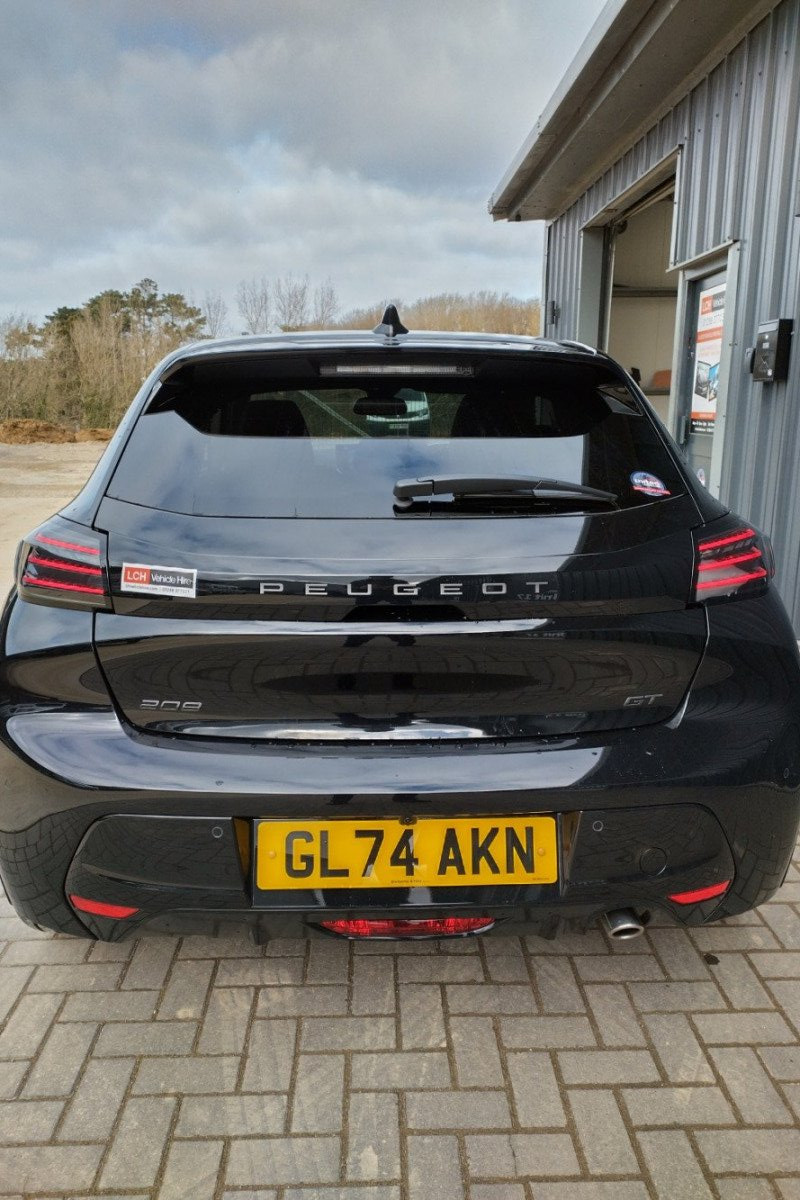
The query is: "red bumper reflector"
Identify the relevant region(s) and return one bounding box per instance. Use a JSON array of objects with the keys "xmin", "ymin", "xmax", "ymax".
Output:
[
  {"xmin": 320, "ymin": 917, "xmax": 494, "ymax": 938},
  {"xmin": 69, "ymin": 895, "xmax": 139, "ymax": 919},
  {"xmin": 668, "ymin": 880, "xmax": 730, "ymax": 905}
]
